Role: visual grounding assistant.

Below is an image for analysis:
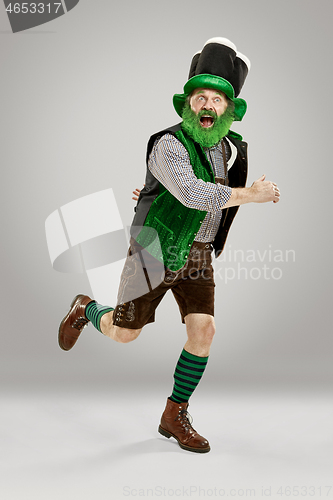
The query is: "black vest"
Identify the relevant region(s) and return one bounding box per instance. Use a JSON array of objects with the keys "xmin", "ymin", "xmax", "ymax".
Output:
[{"xmin": 131, "ymin": 123, "xmax": 248, "ymax": 260}]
